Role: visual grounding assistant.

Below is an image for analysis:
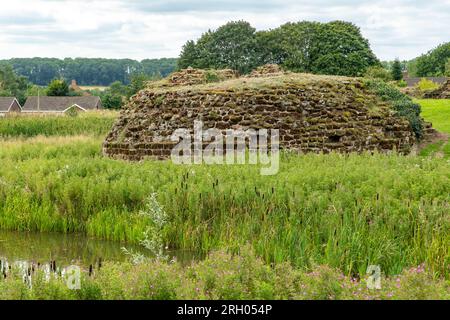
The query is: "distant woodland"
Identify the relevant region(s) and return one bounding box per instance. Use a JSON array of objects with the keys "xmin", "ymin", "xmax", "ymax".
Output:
[{"xmin": 0, "ymin": 57, "xmax": 178, "ymax": 86}]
